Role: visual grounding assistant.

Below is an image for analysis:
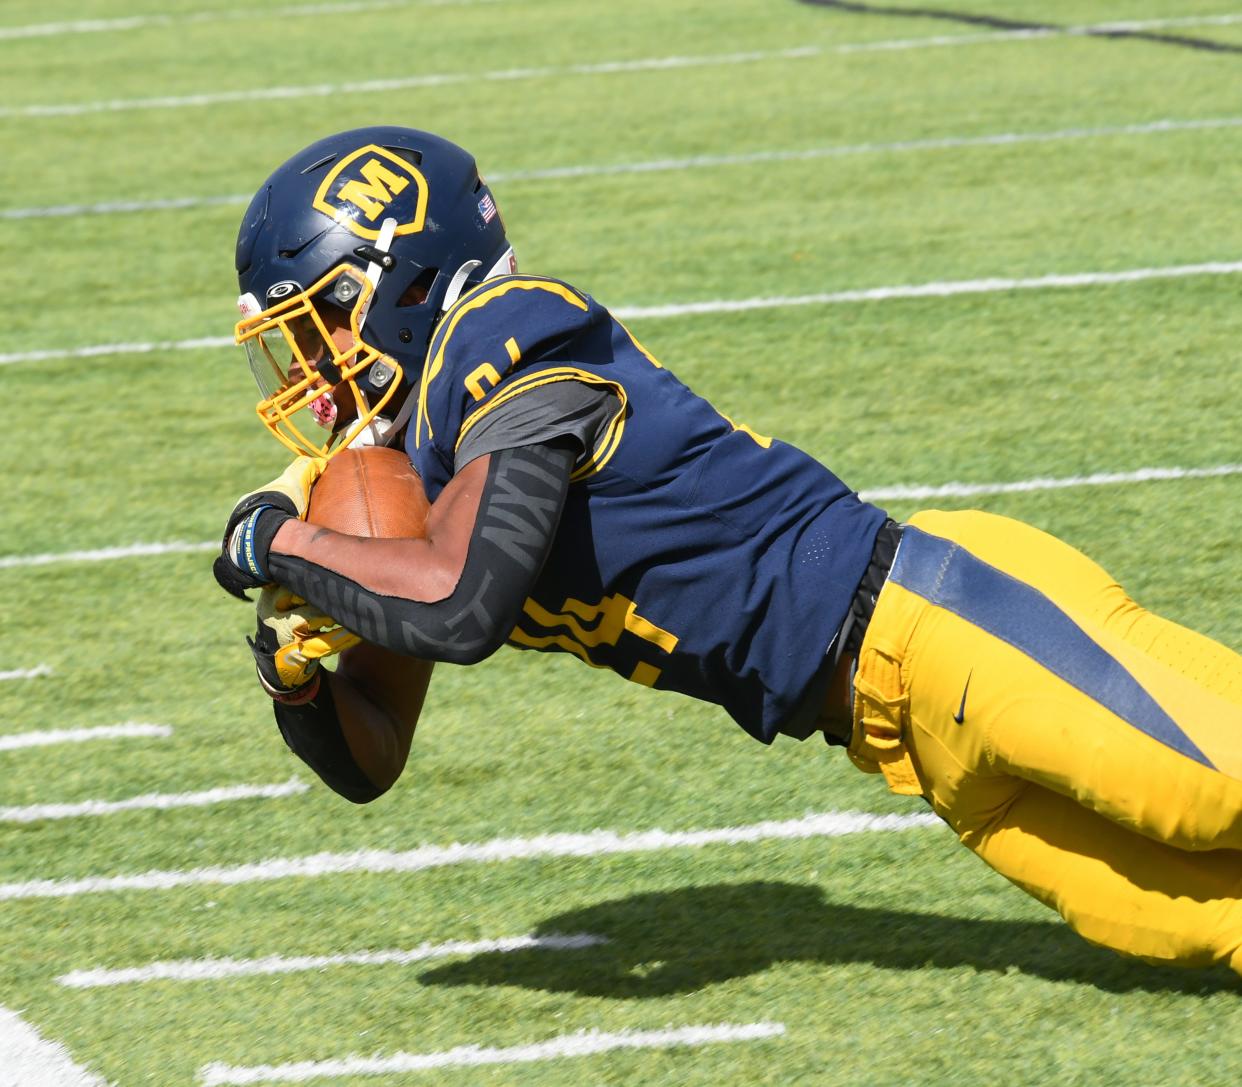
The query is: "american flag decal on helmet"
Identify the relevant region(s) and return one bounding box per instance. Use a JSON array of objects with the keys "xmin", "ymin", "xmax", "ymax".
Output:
[{"xmin": 478, "ymin": 193, "xmax": 498, "ymax": 223}]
